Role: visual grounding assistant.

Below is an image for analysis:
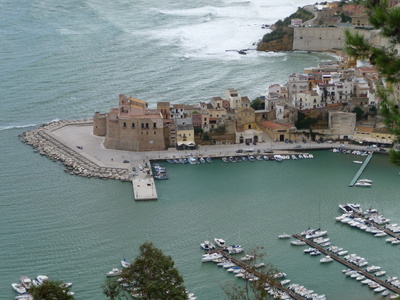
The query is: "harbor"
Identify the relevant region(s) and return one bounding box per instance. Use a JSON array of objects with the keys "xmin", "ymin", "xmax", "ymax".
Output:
[
  {"xmin": 20, "ymin": 121, "xmax": 386, "ymax": 202},
  {"xmin": 292, "ymin": 234, "xmax": 400, "ymax": 296}
]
